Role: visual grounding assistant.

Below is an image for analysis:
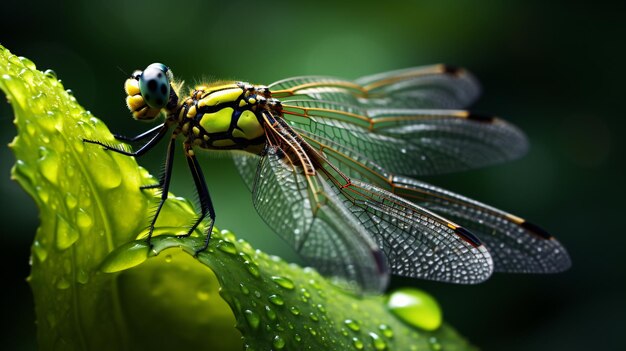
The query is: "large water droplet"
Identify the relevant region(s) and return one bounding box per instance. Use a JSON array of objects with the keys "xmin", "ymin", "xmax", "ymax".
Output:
[
  {"xmin": 387, "ymin": 287, "xmax": 442, "ymax": 331},
  {"xmin": 239, "ymin": 283, "xmax": 250, "ymax": 295},
  {"xmin": 272, "ymin": 335, "xmax": 285, "ymax": 350},
  {"xmin": 100, "ymin": 241, "xmax": 150, "ymax": 273},
  {"xmin": 43, "ymin": 69, "xmax": 57, "ymax": 80},
  {"xmin": 56, "ymin": 277, "xmax": 70, "ymax": 290},
  {"xmin": 344, "ymin": 319, "xmax": 361, "ymax": 332},
  {"xmin": 243, "ymin": 309, "xmax": 260, "ymax": 330},
  {"xmin": 19, "ymin": 56, "xmax": 36, "ymax": 70},
  {"xmin": 65, "ymin": 193, "xmax": 77, "ymax": 210},
  {"xmin": 244, "ymin": 261, "xmax": 260, "ymax": 277},
  {"xmin": 55, "ymin": 214, "xmax": 79, "ymax": 250},
  {"xmin": 217, "ymin": 240, "xmax": 237, "ymax": 255},
  {"xmin": 369, "ymin": 332, "xmax": 387, "ymax": 350},
  {"xmin": 271, "ymin": 275, "xmax": 295, "ymax": 290},
  {"xmin": 76, "ymin": 209, "xmax": 93, "ymax": 230},
  {"xmin": 265, "ymin": 305, "xmax": 277, "ymax": 321},
  {"xmin": 352, "ymin": 337, "xmax": 364, "ymax": 350},
  {"xmin": 77, "ymin": 269, "xmax": 89, "ymax": 284},
  {"xmin": 268, "ymin": 294, "xmax": 284, "ymax": 306},
  {"xmin": 32, "ymin": 240, "xmax": 48, "ymax": 263},
  {"xmin": 378, "ymin": 324, "xmax": 393, "ymax": 339},
  {"xmin": 289, "ymin": 306, "xmax": 300, "ymax": 316},
  {"xmin": 88, "ymin": 155, "xmax": 122, "ymax": 189},
  {"xmin": 38, "ymin": 146, "xmax": 59, "ymax": 185}
]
